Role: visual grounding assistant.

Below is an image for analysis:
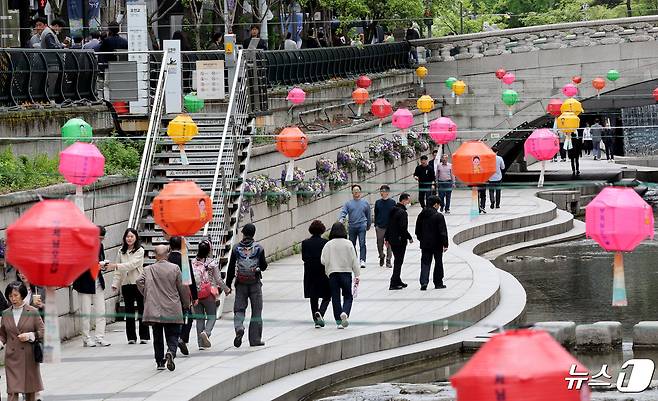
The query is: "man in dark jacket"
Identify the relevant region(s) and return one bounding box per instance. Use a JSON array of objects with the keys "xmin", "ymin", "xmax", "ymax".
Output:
[
  {"xmin": 242, "ymin": 25, "xmax": 268, "ymax": 50},
  {"xmin": 413, "ymin": 155, "xmax": 436, "ymax": 209},
  {"xmin": 73, "ymin": 225, "xmax": 110, "ymax": 347},
  {"xmin": 98, "ymin": 22, "xmax": 128, "ymax": 65},
  {"xmin": 374, "ymin": 185, "xmax": 396, "ymax": 268},
  {"xmin": 385, "ymin": 193, "xmax": 413, "ymax": 290},
  {"xmin": 227, "ymin": 223, "xmax": 268, "ymax": 347},
  {"xmin": 301, "ymin": 220, "xmax": 330, "ymax": 327},
  {"xmin": 415, "ymin": 196, "xmax": 449, "ymax": 290},
  {"xmin": 168, "ymin": 236, "xmax": 198, "ymax": 356}
]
